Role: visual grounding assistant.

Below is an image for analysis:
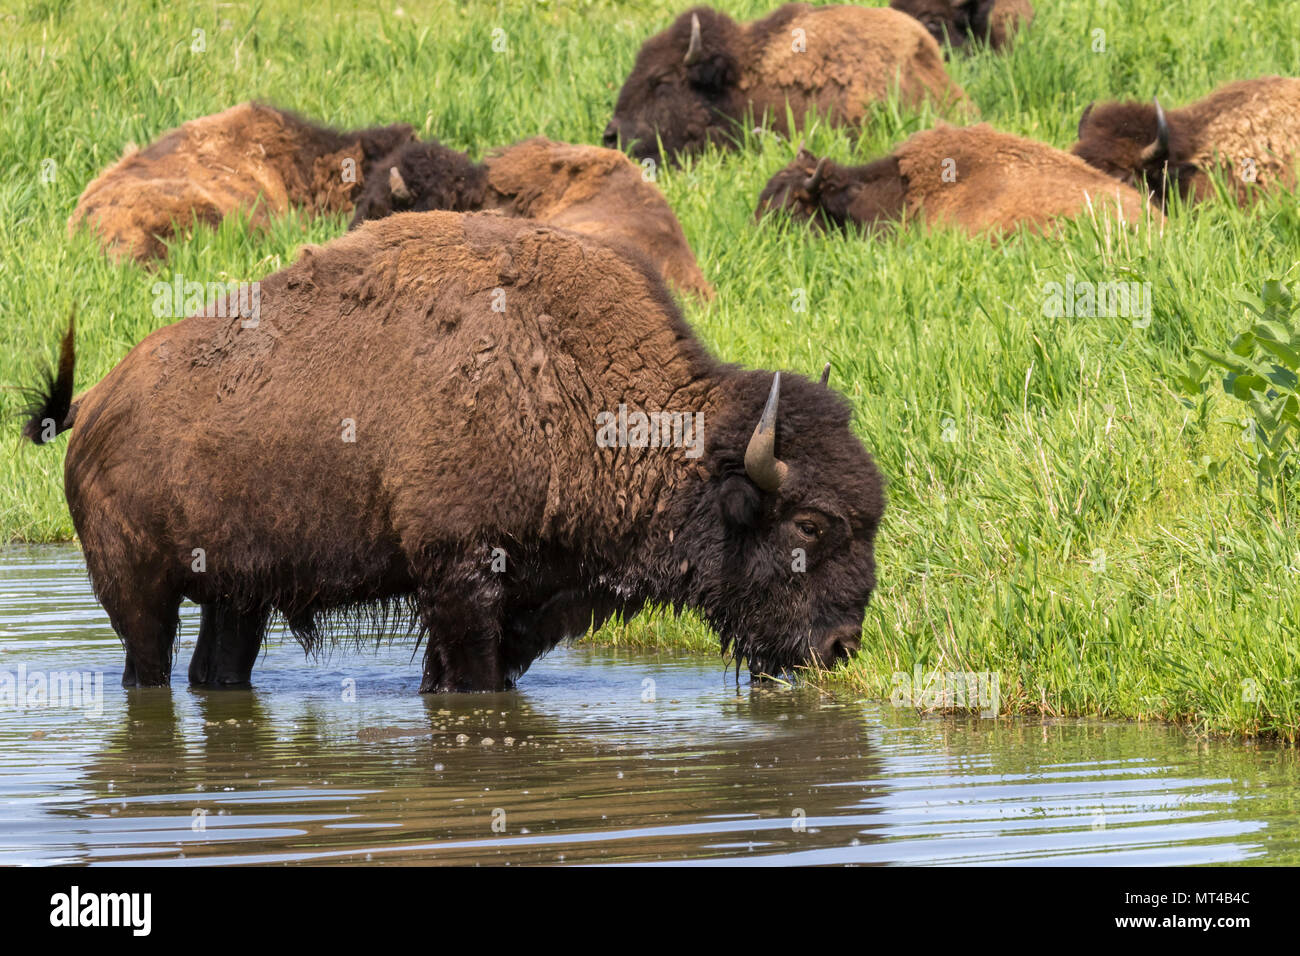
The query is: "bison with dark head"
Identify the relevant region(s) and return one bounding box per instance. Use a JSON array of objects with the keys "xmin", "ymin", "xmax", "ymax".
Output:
[
  {"xmin": 348, "ymin": 137, "xmax": 490, "ymax": 226},
  {"xmin": 1071, "ymin": 77, "xmax": 1300, "ymax": 210},
  {"xmin": 756, "ymin": 144, "xmax": 905, "ymax": 232},
  {"xmin": 22, "ymin": 212, "xmax": 883, "ymax": 692},
  {"xmin": 757, "ymin": 125, "xmax": 1158, "ymax": 236},
  {"xmin": 604, "ymin": 3, "xmax": 966, "ymax": 166},
  {"xmin": 350, "ymin": 137, "xmax": 713, "ymax": 299},
  {"xmin": 889, "ymin": 0, "xmax": 1034, "ymax": 53}
]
